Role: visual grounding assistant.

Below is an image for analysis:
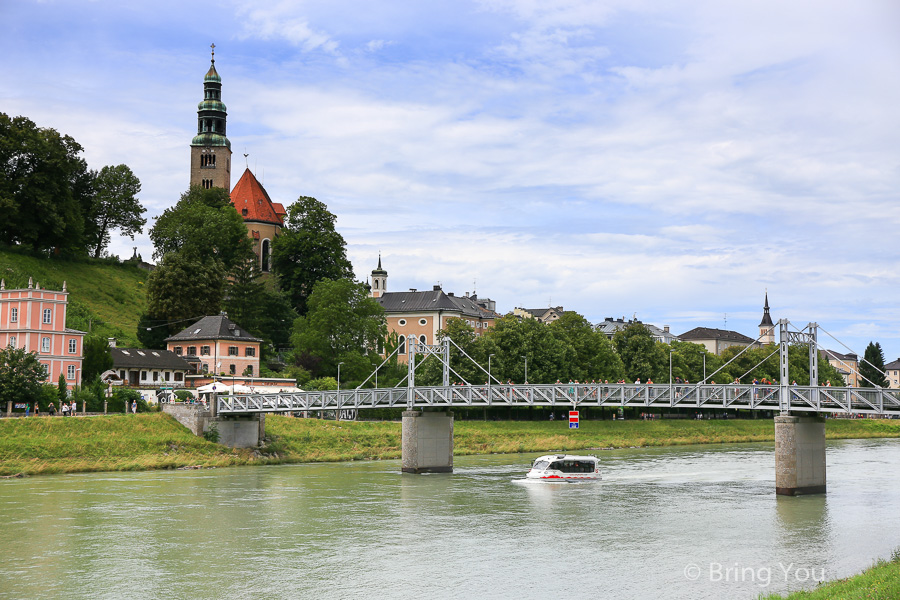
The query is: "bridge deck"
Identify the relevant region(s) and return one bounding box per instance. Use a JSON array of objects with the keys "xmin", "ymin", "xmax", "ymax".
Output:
[{"xmin": 216, "ymin": 383, "xmax": 900, "ymax": 416}]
